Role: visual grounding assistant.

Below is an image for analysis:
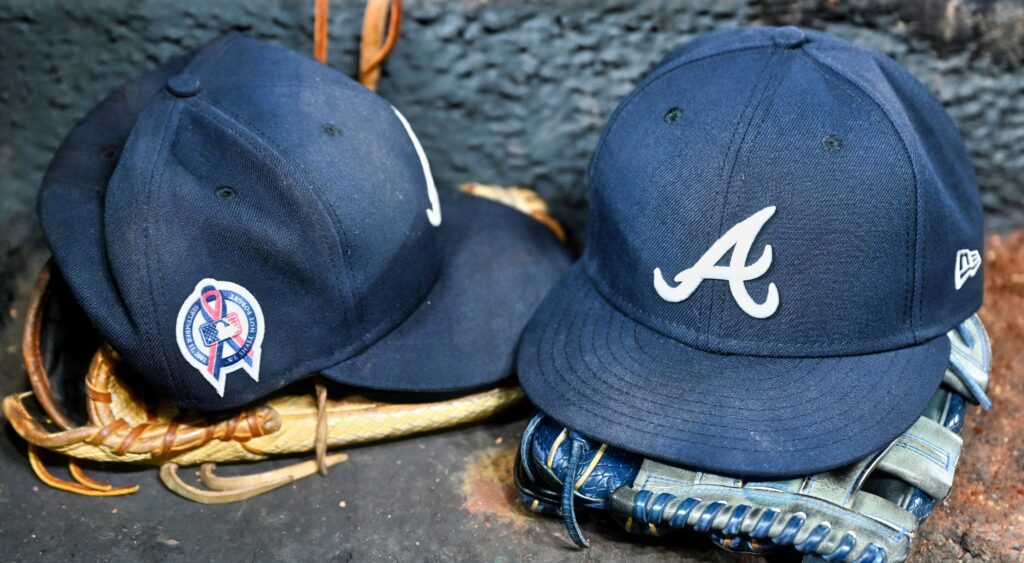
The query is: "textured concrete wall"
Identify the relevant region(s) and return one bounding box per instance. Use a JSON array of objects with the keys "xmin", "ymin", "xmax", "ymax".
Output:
[{"xmin": 1, "ymin": 0, "xmax": 1023, "ymax": 320}]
